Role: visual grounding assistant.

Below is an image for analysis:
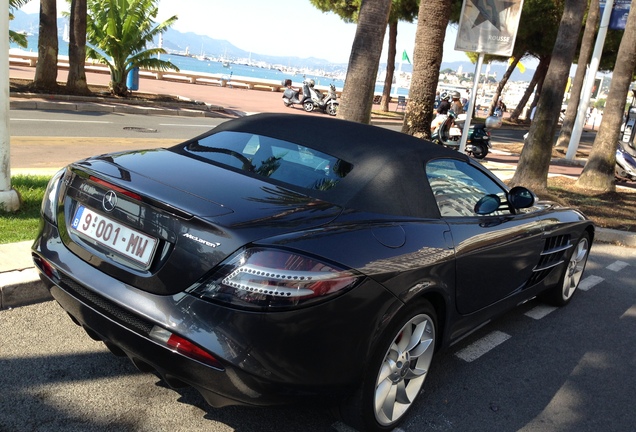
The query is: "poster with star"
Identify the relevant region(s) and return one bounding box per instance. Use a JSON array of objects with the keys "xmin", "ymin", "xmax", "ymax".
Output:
[{"xmin": 455, "ymin": 0, "xmax": 525, "ymax": 57}]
